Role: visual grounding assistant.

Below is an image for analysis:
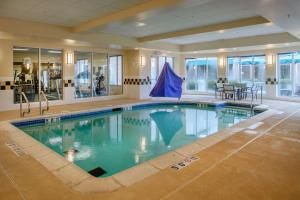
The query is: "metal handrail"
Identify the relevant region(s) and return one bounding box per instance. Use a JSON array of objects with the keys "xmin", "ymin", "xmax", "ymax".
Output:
[
  {"xmin": 20, "ymin": 92, "xmax": 30, "ymax": 117},
  {"xmin": 39, "ymin": 91, "xmax": 49, "ymax": 115}
]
